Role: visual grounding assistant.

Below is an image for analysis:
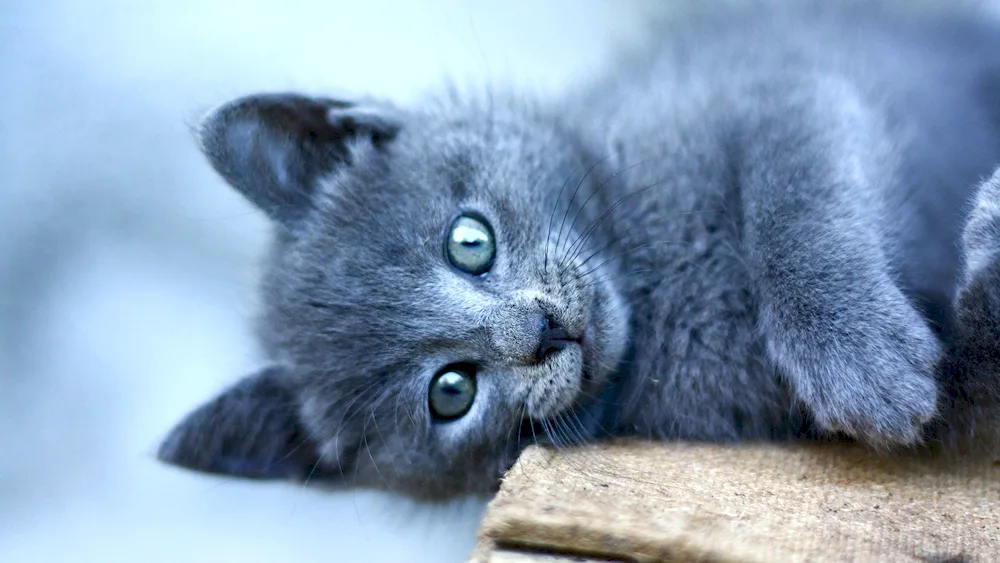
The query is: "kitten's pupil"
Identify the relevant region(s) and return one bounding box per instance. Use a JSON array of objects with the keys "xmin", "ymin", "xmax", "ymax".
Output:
[
  {"xmin": 429, "ymin": 367, "xmax": 476, "ymax": 421},
  {"xmin": 446, "ymin": 215, "xmax": 495, "ymax": 276}
]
